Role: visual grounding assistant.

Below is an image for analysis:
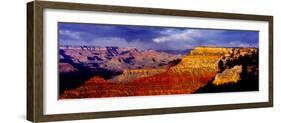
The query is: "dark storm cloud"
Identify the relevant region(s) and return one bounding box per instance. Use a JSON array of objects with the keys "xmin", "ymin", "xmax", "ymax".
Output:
[{"xmin": 58, "ymin": 22, "xmax": 259, "ymax": 50}]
